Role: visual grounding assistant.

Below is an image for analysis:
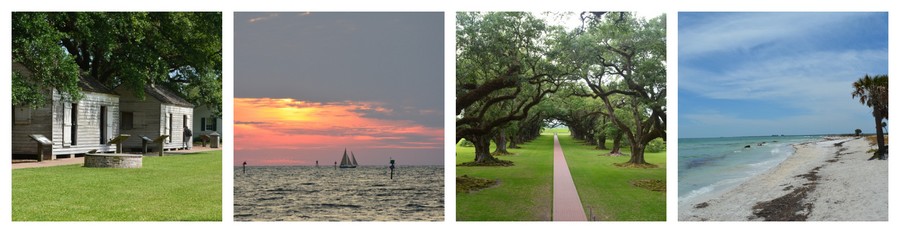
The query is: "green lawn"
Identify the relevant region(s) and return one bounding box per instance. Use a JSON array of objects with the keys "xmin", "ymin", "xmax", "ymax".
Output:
[
  {"xmin": 12, "ymin": 151, "xmax": 222, "ymax": 221},
  {"xmin": 456, "ymin": 132, "xmax": 554, "ymax": 221},
  {"xmin": 457, "ymin": 128, "xmax": 666, "ymax": 221},
  {"xmin": 558, "ymin": 132, "xmax": 666, "ymax": 221}
]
